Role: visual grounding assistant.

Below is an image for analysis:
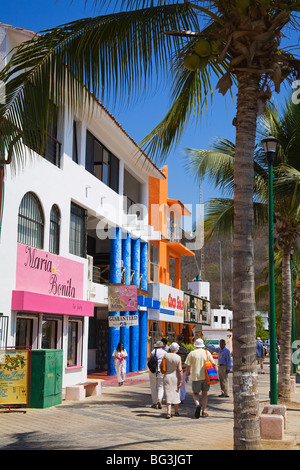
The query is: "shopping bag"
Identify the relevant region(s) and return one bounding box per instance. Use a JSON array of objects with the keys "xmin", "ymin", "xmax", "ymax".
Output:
[
  {"xmin": 160, "ymin": 354, "xmax": 167, "ymax": 374},
  {"xmin": 204, "ymin": 351, "xmax": 219, "ymax": 385}
]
